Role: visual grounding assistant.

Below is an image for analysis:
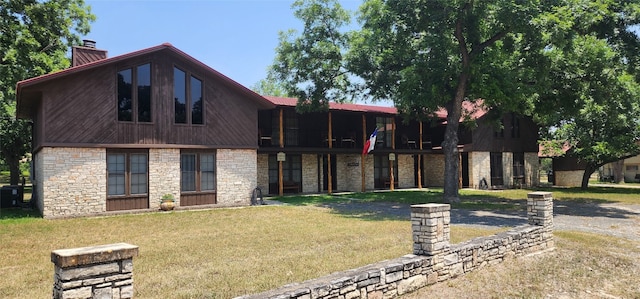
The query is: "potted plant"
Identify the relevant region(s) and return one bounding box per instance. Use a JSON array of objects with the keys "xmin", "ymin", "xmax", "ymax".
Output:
[{"xmin": 159, "ymin": 193, "xmax": 176, "ymax": 211}]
